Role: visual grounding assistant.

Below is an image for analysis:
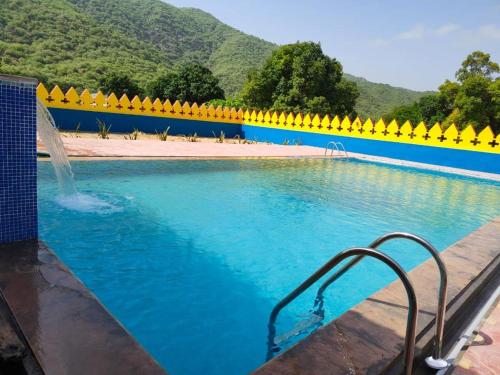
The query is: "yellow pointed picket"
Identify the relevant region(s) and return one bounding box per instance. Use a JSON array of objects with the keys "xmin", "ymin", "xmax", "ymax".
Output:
[
  {"xmin": 37, "ymin": 83, "xmax": 50, "ymax": 105},
  {"xmin": 399, "ymin": 121, "xmax": 413, "ymax": 142},
  {"xmin": 163, "ymin": 99, "xmax": 173, "ymax": 115},
  {"xmin": 385, "ymin": 120, "xmax": 399, "ymax": 140},
  {"xmin": 250, "ymin": 110, "xmax": 257, "ymax": 123},
  {"xmin": 330, "ymin": 116, "xmax": 341, "ymax": 134},
  {"xmin": 49, "ymin": 85, "xmax": 65, "ymax": 107},
  {"xmin": 223, "ymin": 107, "xmax": 231, "ymax": 120},
  {"xmin": 257, "ymin": 110, "xmax": 264, "ymax": 124},
  {"xmin": 207, "ymin": 104, "xmax": 216, "ymax": 119},
  {"xmin": 310, "ymin": 114, "xmax": 321, "ymax": 130},
  {"xmin": 197, "ymin": 103, "xmax": 207, "ymax": 119},
  {"xmin": 237, "ymin": 108, "xmax": 244, "ymax": 121},
  {"xmin": 373, "ymin": 119, "xmax": 386, "ymax": 139},
  {"xmin": 320, "ymin": 114, "xmax": 330, "ymax": 132},
  {"xmin": 170, "ymin": 99, "xmax": 180, "ymax": 115},
  {"xmin": 476, "ymin": 126, "xmax": 495, "ymax": 152},
  {"xmin": 152, "ymin": 98, "xmax": 163, "ymax": 115},
  {"xmin": 278, "ymin": 112, "xmax": 286, "ymax": 126},
  {"xmin": 171, "ymin": 100, "xmax": 182, "ymax": 116},
  {"xmin": 286, "ymin": 113, "xmax": 295, "ymax": 127},
  {"xmin": 64, "ymin": 87, "xmax": 80, "ymax": 108},
  {"xmin": 294, "ymin": 113, "xmax": 303, "ymax": 128},
  {"xmin": 128, "ymin": 95, "xmax": 141, "ymax": 114},
  {"xmin": 213, "ymin": 105, "xmax": 222, "ymax": 119},
  {"xmin": 90, "ymin": 91, "xmax": 104, "ymax": 110},
  {"xmin": 427, "ymin": 123, "xmax": 443, "ymax": 146},
  {"xmin": 351, "ymin": 117, "xmax": 363, "ymax": 136},
  {"xmin": 79, "ymin": 89, "xmax": 93, "ymax": 110},
  {"xmin": 119, "ymin": 94, "xmax": 132, "ymax": 113},
  {"xmin": 264, "ymin": 111, "xmax": 271, "ymax": 125},
  {"xmin": 460, "ymin": 125, "xmax": 476, "ymax": 147},
  {"xmin": 302, "ymin": 114, "xmax": 311, "ymax": 129},
  {"xmin": 363, "ymin": 119, "xmax": 375, "ymax": 137},
  {"xmin": 413, "ymin": 122, "xmax": 428, "ymax": 142},
  {"xmin": 191, "ymin": 102, "xmax": 200, "ymax": 118},
  {"xmin": 442, "ymin": 124, "xmax": 459, "ymax": 148},
  {"xmin": 229, "ymin": 107, "xmax": 238, "ymax": 122},
  {"xmin": 244, "ymin": 110, "xmax": 251, "ymax": 122},
  {"xmin": 106, "ymin": 93, "xmax": 119, "ymax": 111},
  {"xmin": 141, "ymin": 97, "xmax": 153, "ymax": 114},
  {"xmin": 182, "ymin": 101, "xmax": 192, "ymax": 116},
  {"xmin": 271, "ymin": 112, "xmax": 279, "ymax": 126}
]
